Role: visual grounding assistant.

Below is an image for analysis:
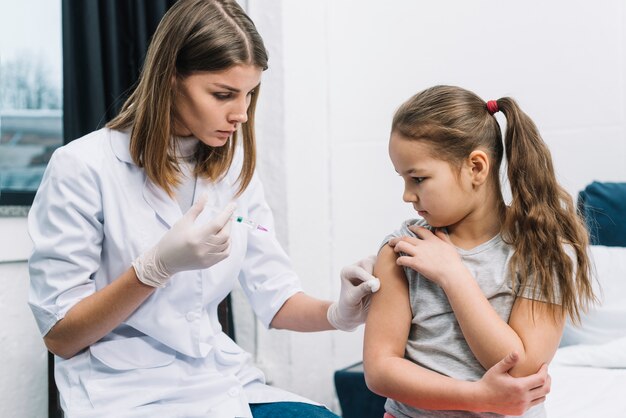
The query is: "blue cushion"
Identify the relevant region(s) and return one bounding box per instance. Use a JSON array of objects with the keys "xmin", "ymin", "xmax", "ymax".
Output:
[{"xmin": 577, "ymin": 181, "xmax": 626, "ymax": 247}]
